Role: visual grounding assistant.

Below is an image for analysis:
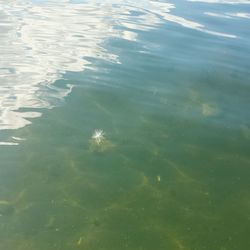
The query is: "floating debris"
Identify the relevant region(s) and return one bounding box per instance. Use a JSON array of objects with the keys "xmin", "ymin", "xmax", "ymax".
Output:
[
  {"xmin": 91, "ymin": 129, "xmax": 105, "ymax": 145},
  {"xmin": 89, "ymin": 129, "xmax": 115, "ymax": 152}
]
